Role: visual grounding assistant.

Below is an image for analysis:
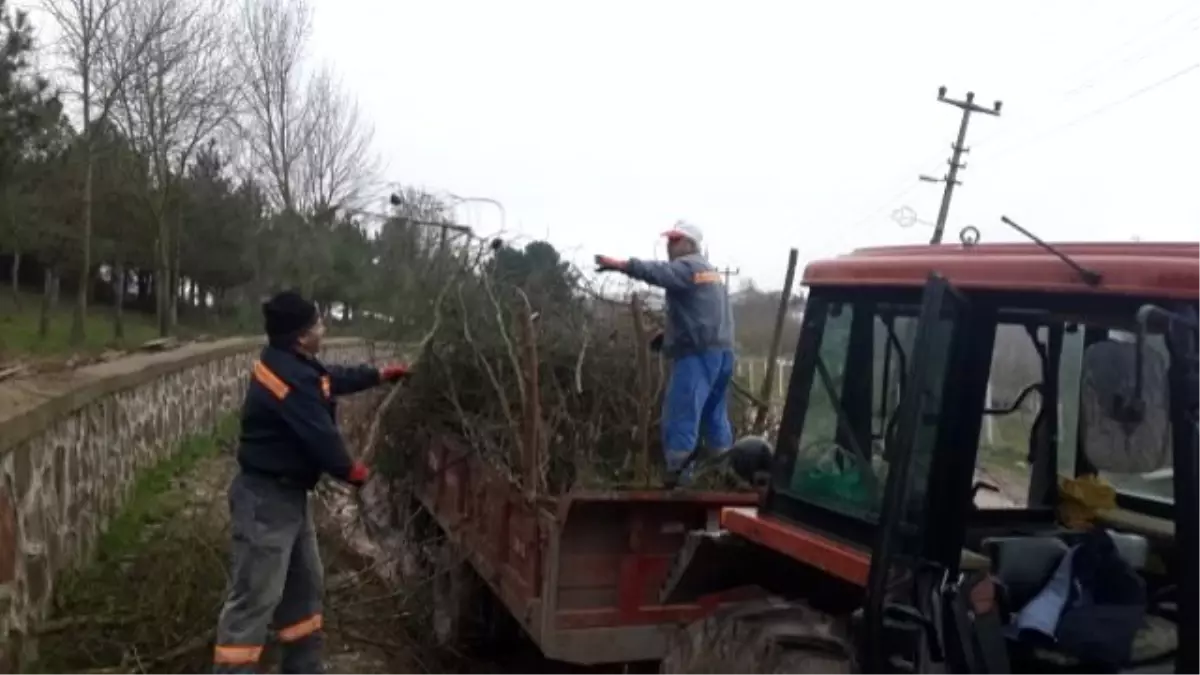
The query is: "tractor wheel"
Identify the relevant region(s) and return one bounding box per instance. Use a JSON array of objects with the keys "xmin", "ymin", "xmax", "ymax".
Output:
[{"xmin": 660, "ymin": 598, "xmax": 854, "ymax": 674}]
